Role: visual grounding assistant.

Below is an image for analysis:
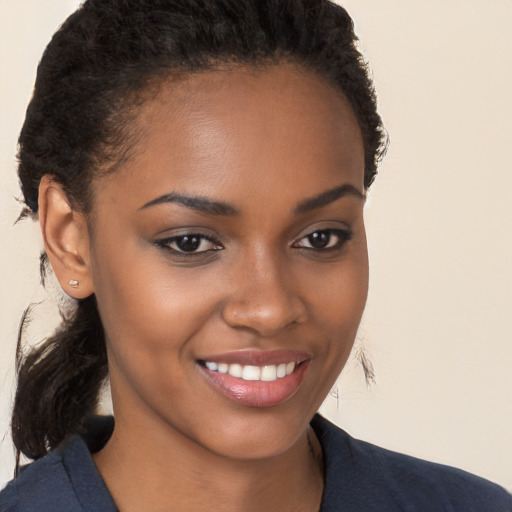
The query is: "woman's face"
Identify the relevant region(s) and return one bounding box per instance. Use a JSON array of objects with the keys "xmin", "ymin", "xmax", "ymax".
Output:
[{"xmin": 87, "ymin": 64, "xmax": 368, "ymax": 459}]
